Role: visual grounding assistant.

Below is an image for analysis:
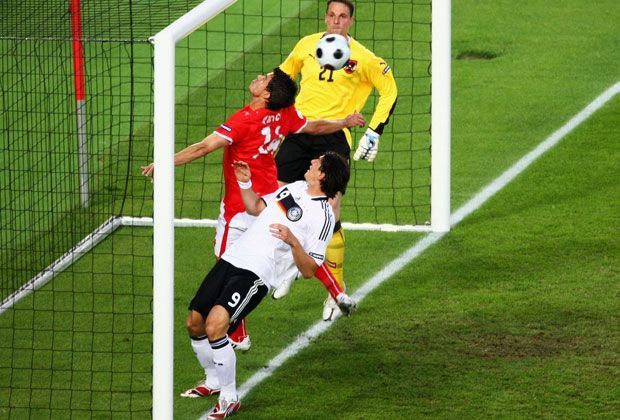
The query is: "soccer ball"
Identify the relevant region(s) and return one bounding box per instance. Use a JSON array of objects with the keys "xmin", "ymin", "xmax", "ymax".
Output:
[{"xmin": 315, "ymin": 34, "xmax": 350, "ymax": 70}]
